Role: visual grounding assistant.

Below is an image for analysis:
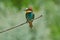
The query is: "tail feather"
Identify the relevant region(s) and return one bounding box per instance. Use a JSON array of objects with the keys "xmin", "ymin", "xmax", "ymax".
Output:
[{"xmin": 29, "ymin": 22, "xmax": 33, "ymax": 28}]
